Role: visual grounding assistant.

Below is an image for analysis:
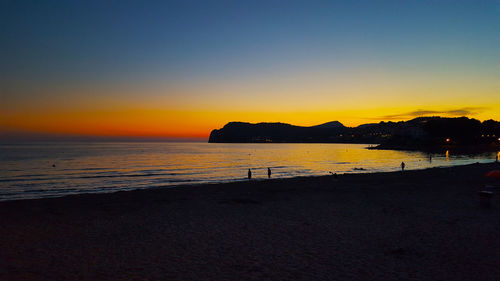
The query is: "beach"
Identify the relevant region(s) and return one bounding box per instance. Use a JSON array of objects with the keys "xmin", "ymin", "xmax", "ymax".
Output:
[{"xmin": 1, "ymin": 162, "xmax": 499, "ymax": 280}]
